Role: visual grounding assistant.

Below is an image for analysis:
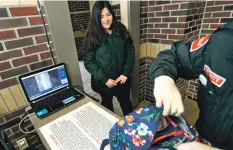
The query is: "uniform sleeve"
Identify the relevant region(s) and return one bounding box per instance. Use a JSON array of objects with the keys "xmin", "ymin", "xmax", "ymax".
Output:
[
  {"xmin": 84, "ymin": 49, "xmax": 109, "ymax": 84},
  {"xmin": 148, "ymin": 35, "xmax": 211, "ymax": 81},
  {"xmin": 122, "ymin": 43, "xmax": 135, "ymax": 77}
]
